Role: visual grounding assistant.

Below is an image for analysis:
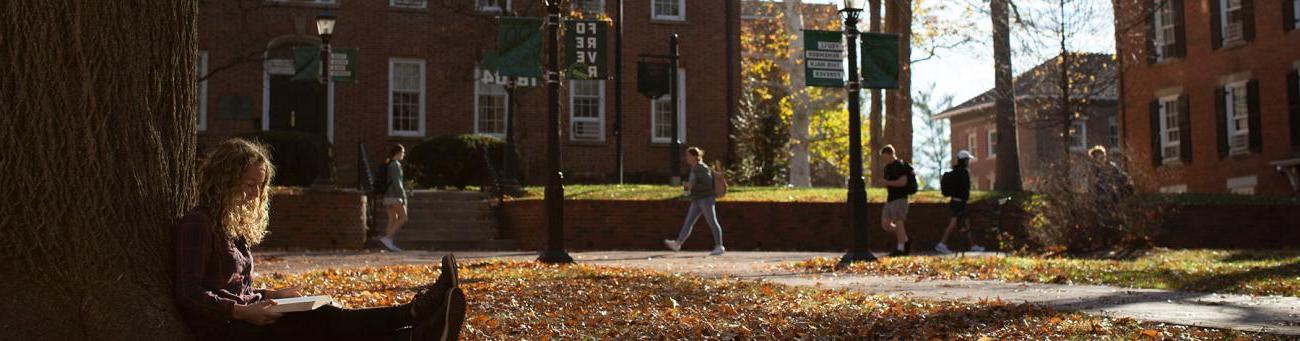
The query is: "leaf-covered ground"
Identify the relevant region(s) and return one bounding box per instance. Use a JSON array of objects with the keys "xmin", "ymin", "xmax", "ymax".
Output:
[
  {"xmin": 788, "ymin": 249, "xmax": 1300, "ymax": 297},
  {"xmin": 254, "ymin": 260, "xmax": 1276, "ymax": 339}
]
